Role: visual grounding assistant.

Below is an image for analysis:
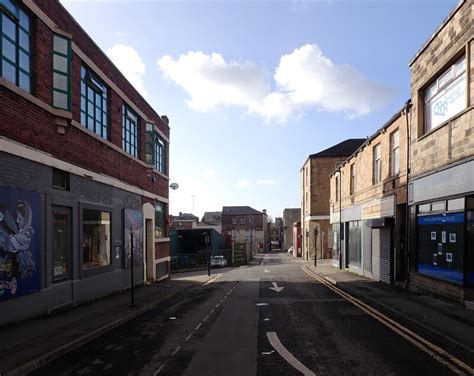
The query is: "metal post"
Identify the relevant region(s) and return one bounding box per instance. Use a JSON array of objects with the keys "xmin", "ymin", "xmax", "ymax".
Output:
[
  {"xmin": 208, "ymin": 257, "xmax": 211, "ymax": 276},
  {"xmin": 130, "ymin": 226, "xmax": 135, "ymax": 307}
]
